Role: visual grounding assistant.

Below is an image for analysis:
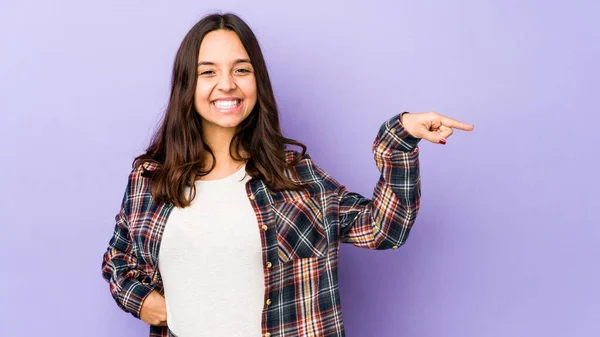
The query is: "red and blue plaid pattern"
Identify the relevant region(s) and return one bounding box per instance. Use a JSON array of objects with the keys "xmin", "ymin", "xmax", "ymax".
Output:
[{"xmin": 102, "ymin": 113, "xmax": 421, "ymax": 337}]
